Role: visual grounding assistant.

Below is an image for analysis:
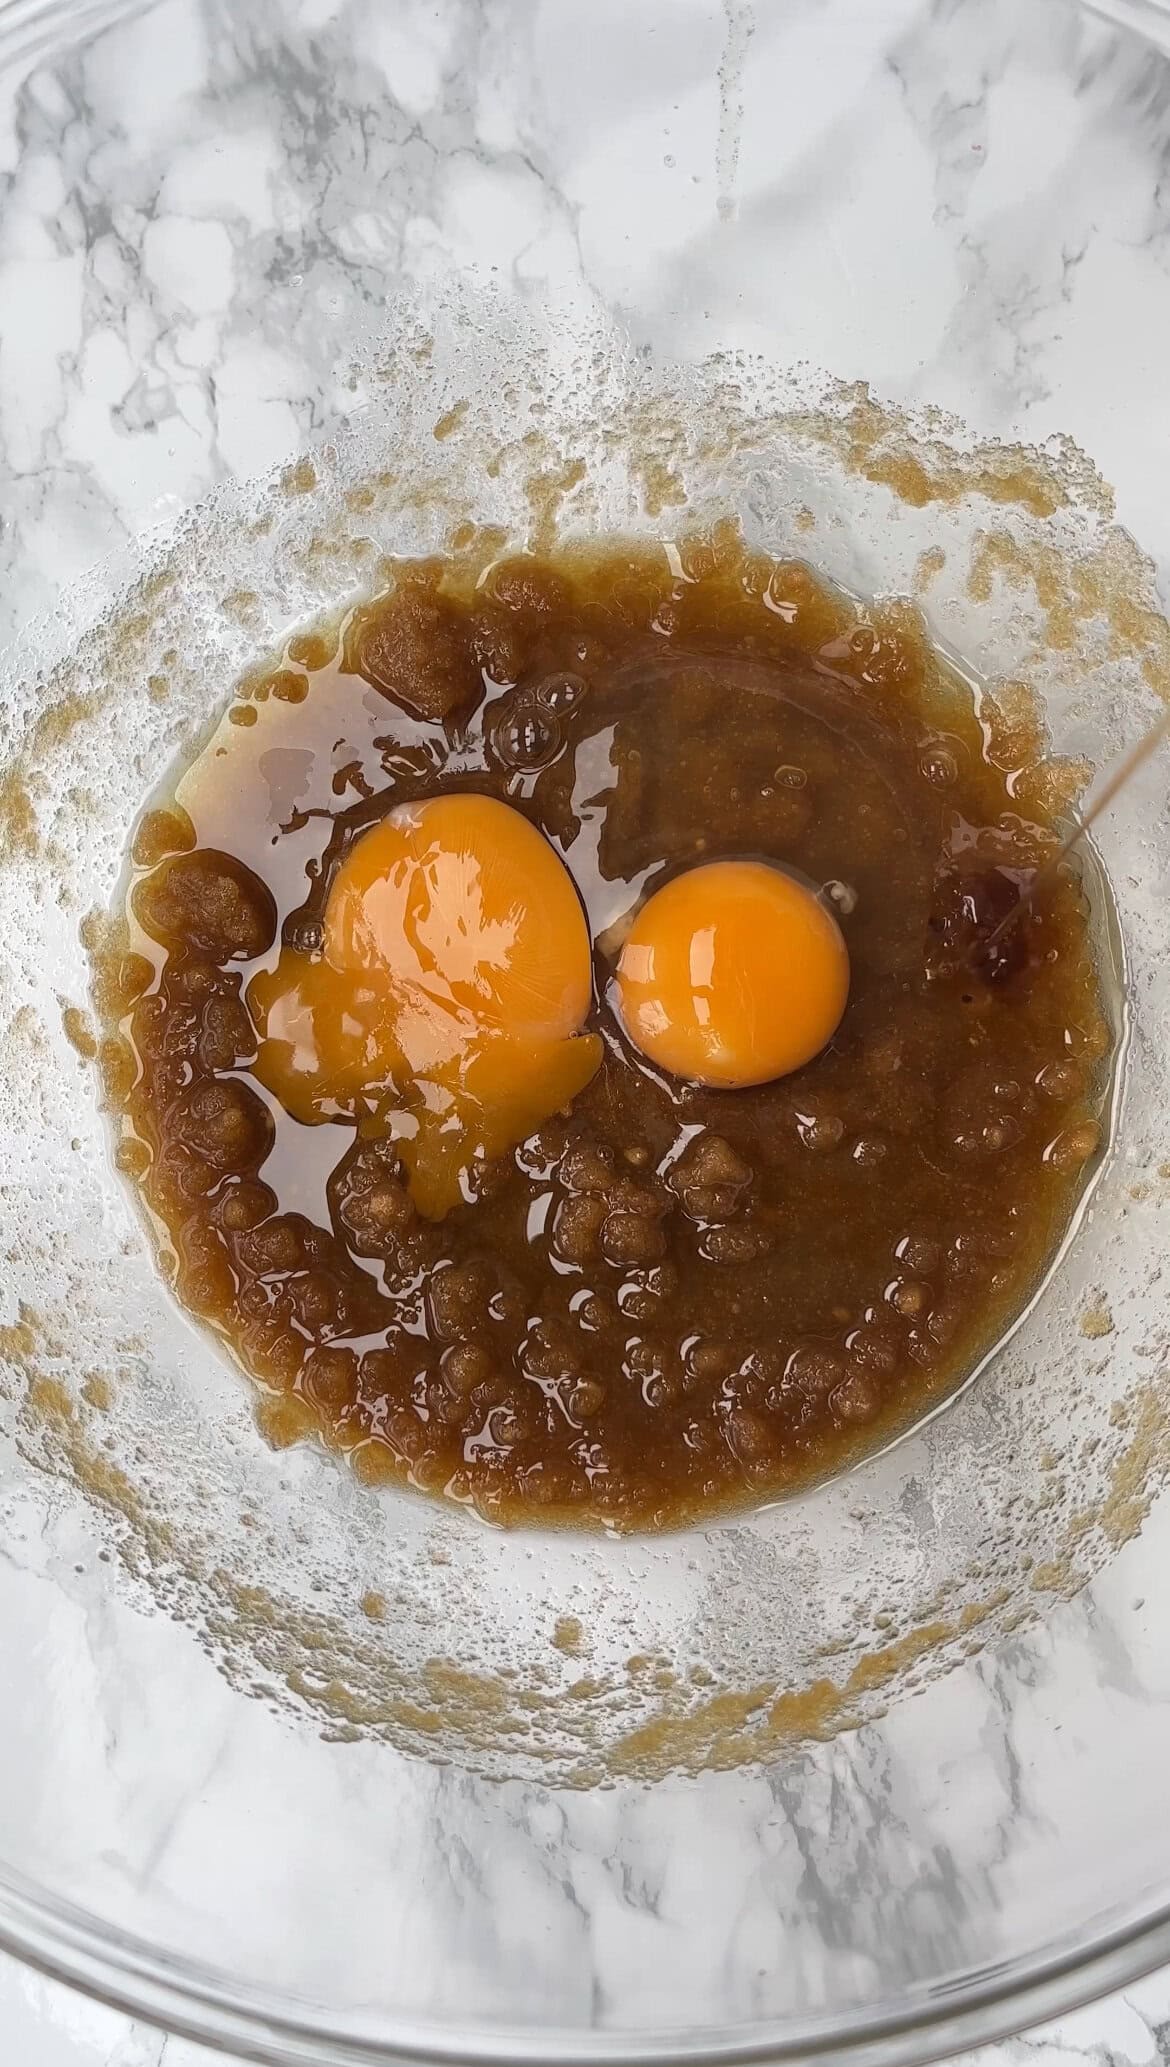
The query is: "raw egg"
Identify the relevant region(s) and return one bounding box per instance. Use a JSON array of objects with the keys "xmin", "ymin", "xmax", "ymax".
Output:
[
  {"xmin": 615, "ymin": 859, "xmax": 849, "ymax": 1088},
  {"xmin": 248, "ymin": 794, "xmax": 601, "ymax": 1218}
]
